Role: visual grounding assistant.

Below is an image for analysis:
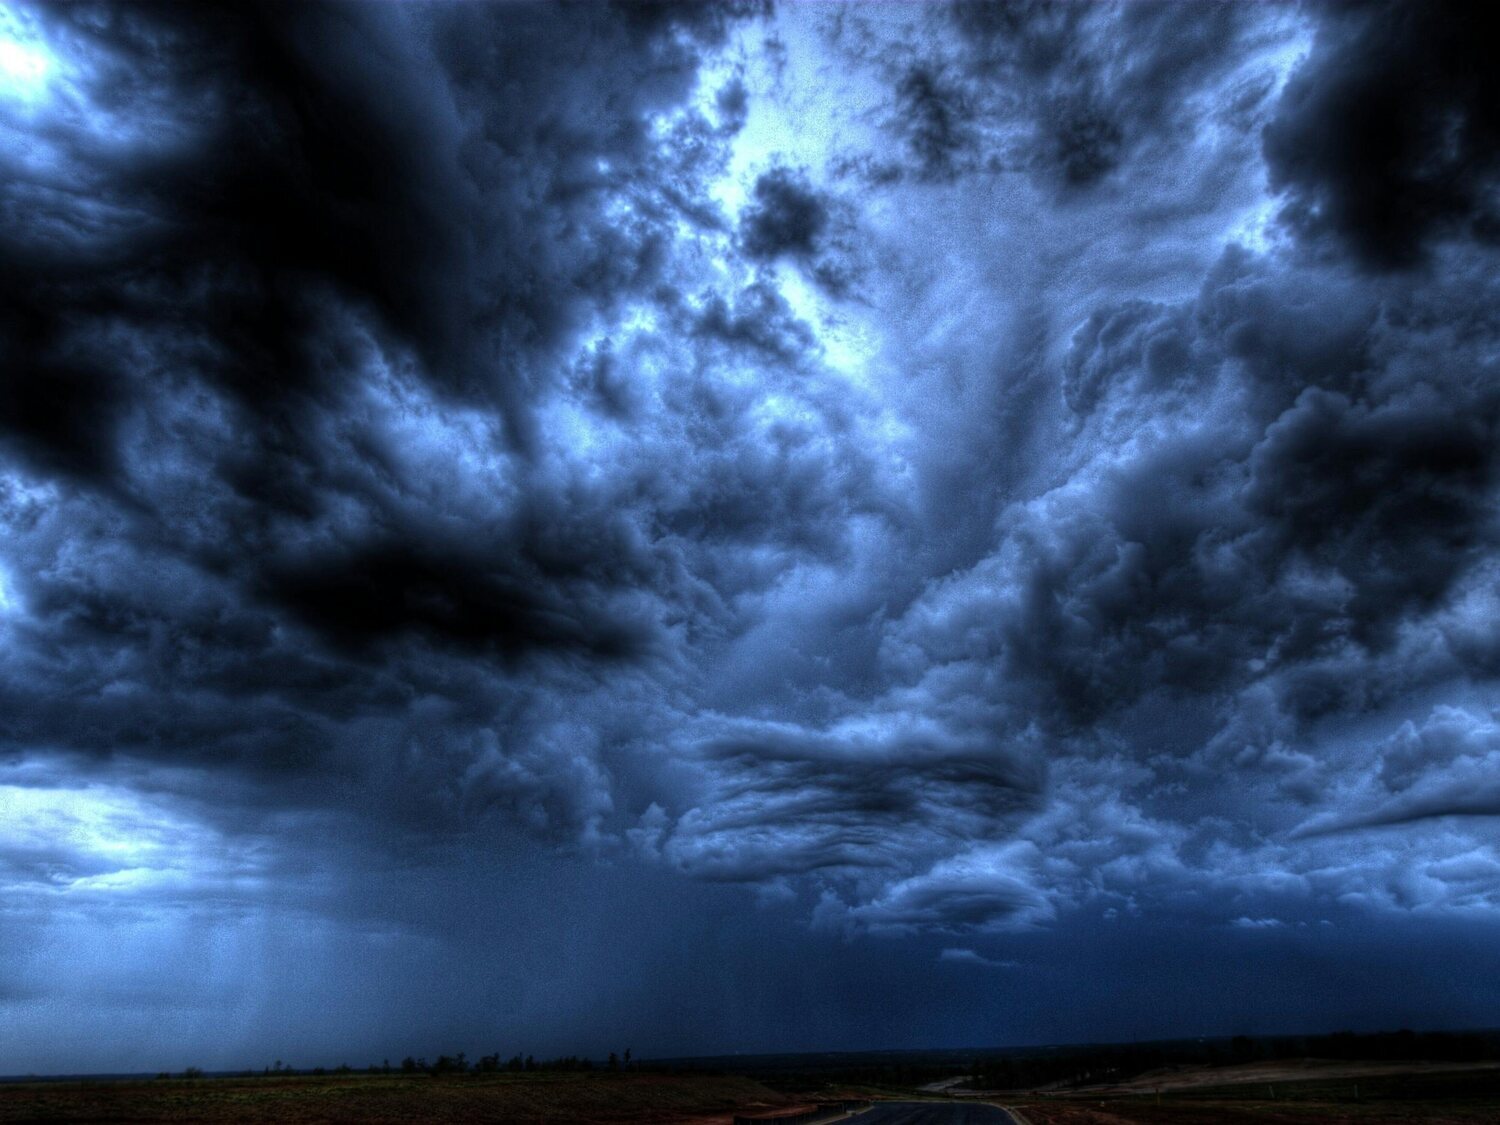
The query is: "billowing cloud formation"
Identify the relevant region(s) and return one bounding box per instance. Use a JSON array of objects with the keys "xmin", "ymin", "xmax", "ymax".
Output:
[
  {"xmin": 3, "ymin": 0, "xmax": 1500, "ymax": 1066},
  {"xmin": 741, "ymin": 167, "xmax": 827, "ymax": 259},
  {"xmin": 1264, "ymin": 0, "xmax": 1500, "ymax": 268}
]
